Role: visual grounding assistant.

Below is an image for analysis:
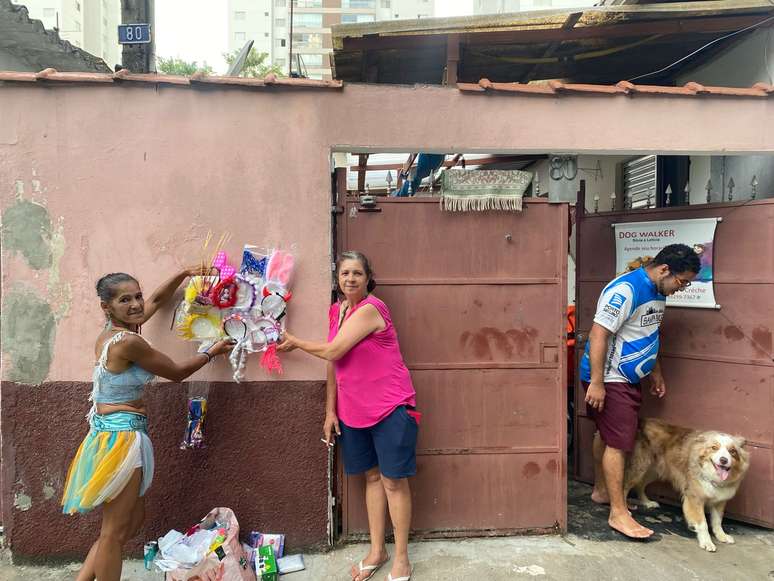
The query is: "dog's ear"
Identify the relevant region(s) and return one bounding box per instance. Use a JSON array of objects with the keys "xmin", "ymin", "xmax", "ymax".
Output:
[{"xmin": 734, "ymin": 436, "xmax": 747, "ymax": 449}]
